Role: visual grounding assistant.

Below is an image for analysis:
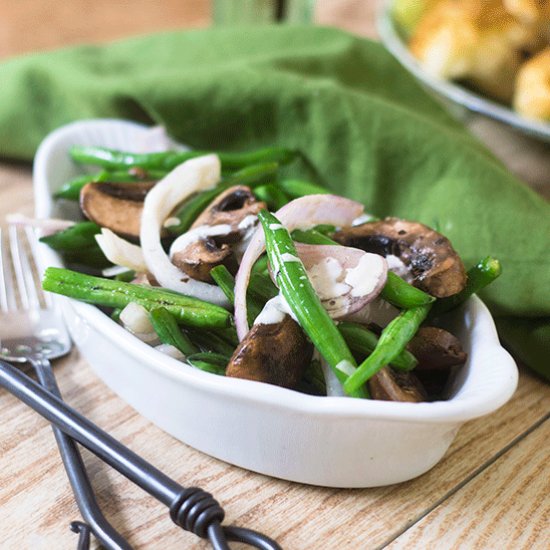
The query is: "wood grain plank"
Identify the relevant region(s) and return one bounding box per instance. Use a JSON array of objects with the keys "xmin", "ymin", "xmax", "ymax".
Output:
[
  {"xmin": 385, "ymin": 418, "xmax": 550, "ymax": 550},
  {"xmin": 1, "ymin": 342, "xmax": 547, "ymax": 549}
]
